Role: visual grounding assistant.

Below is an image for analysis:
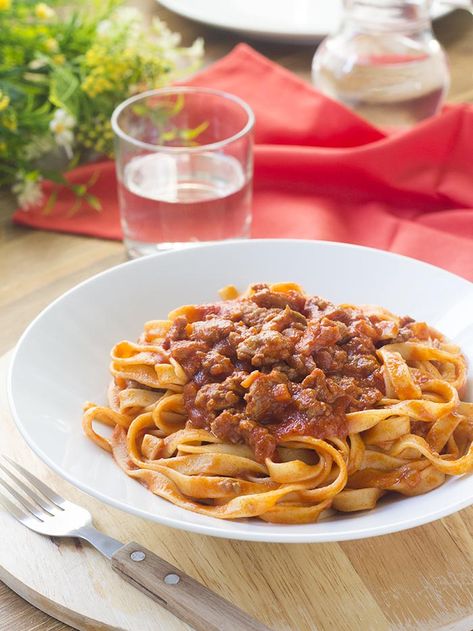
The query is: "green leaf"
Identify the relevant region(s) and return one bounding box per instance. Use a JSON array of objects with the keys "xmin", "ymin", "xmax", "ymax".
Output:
[
  {"xmin": 42, "ymin": 170, "xmax": 68, "ymax": 185},
  {"xmin": 131, "ymin": 103, "xmax": 148, "ymax": 117},
  {"xmin": 85, "ymin": 193, "xmax": 102, "ymax": 211},
  {"xmin": 86, "ymin": 169, "xmax": 100, "ymax": 188},
  {"xmin": 160, "ymin": 129, "xmax": 176, "ymax": 142},
  {"xmin": 42, "ymin": 189, "xmax": 58, "ymax": 216},
  {"xmin": 180, "ymin": 120, "xmax": 209, "ymax": 141},
  {"xmin": 67, "ymin": 152, "xmax": 81, "ymax": 170},
  {"xmin": 49, "ymin": 65, "xmax": 80, "ymax": 118},
  {"xmin": 71, "ymin": 183, "xmax": 86, "ymax": 196},
  {"xmin": 170, "ymin": 93, "xmax": 185, "ymax": 116}
]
